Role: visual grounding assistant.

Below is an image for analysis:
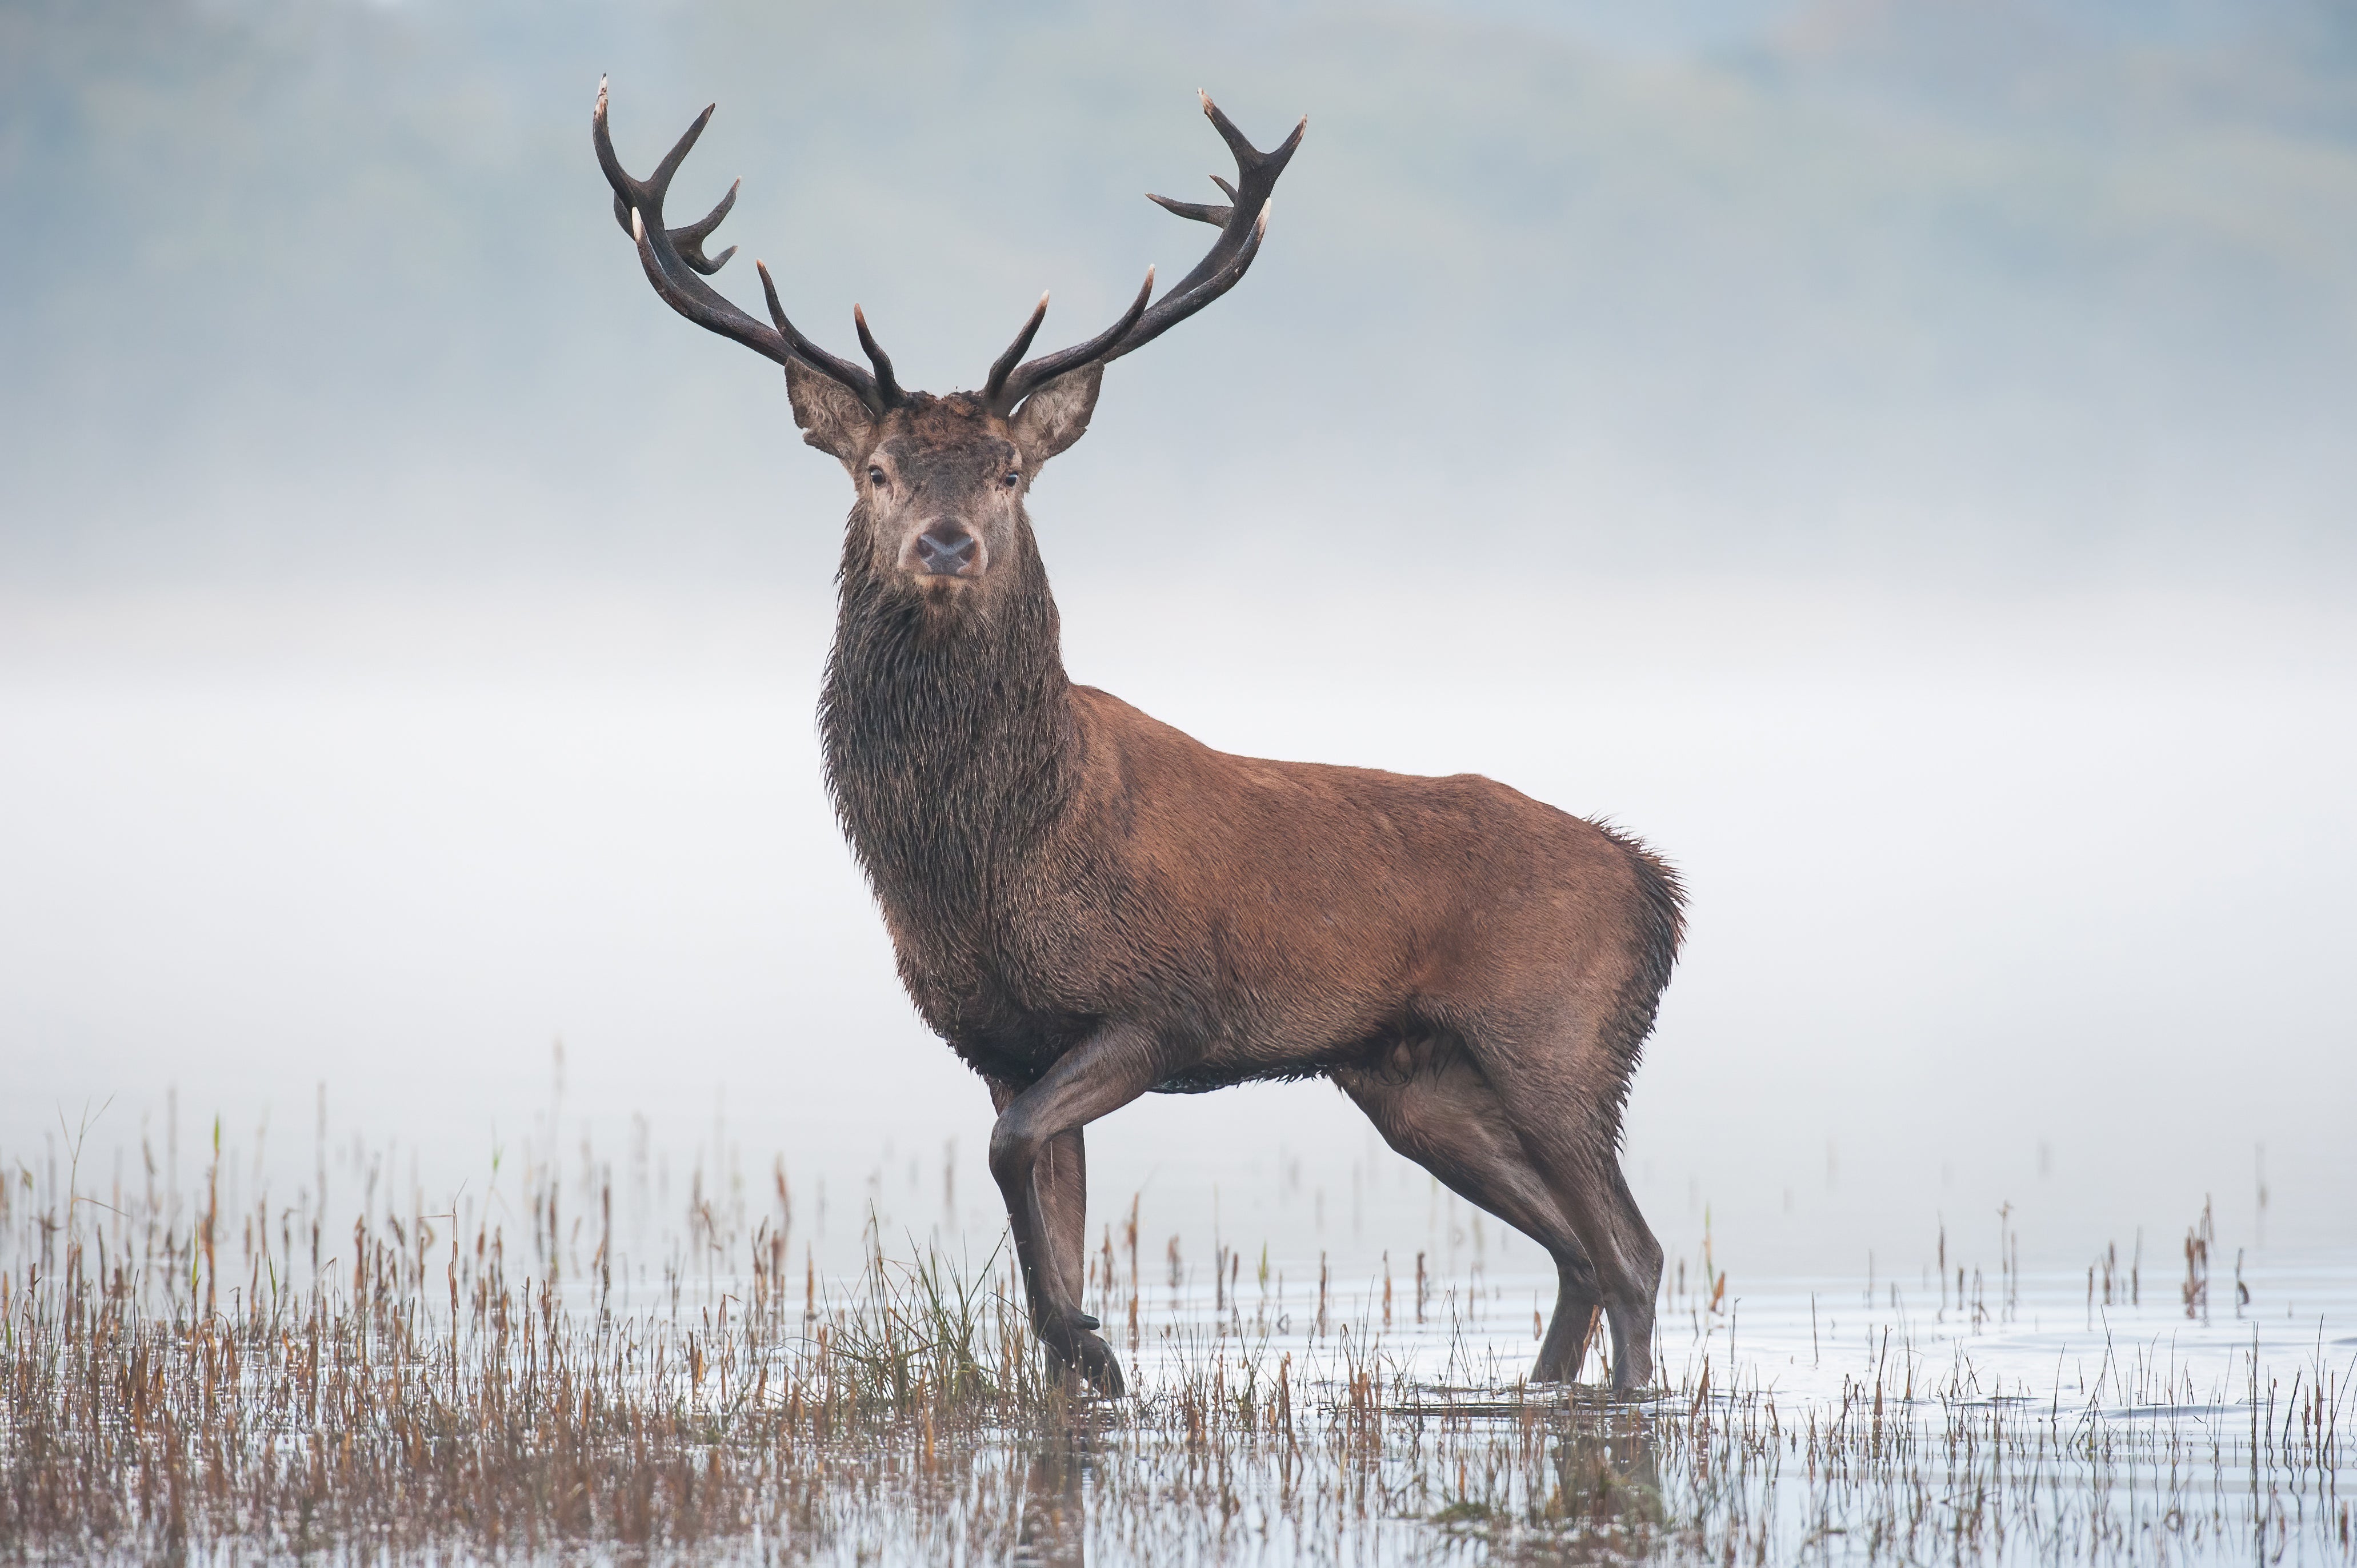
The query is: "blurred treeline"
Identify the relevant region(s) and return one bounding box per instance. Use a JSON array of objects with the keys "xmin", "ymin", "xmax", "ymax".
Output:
[{"xmin": 3, "ymin": 0, "xmax": 2354, "ymax": 587}]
